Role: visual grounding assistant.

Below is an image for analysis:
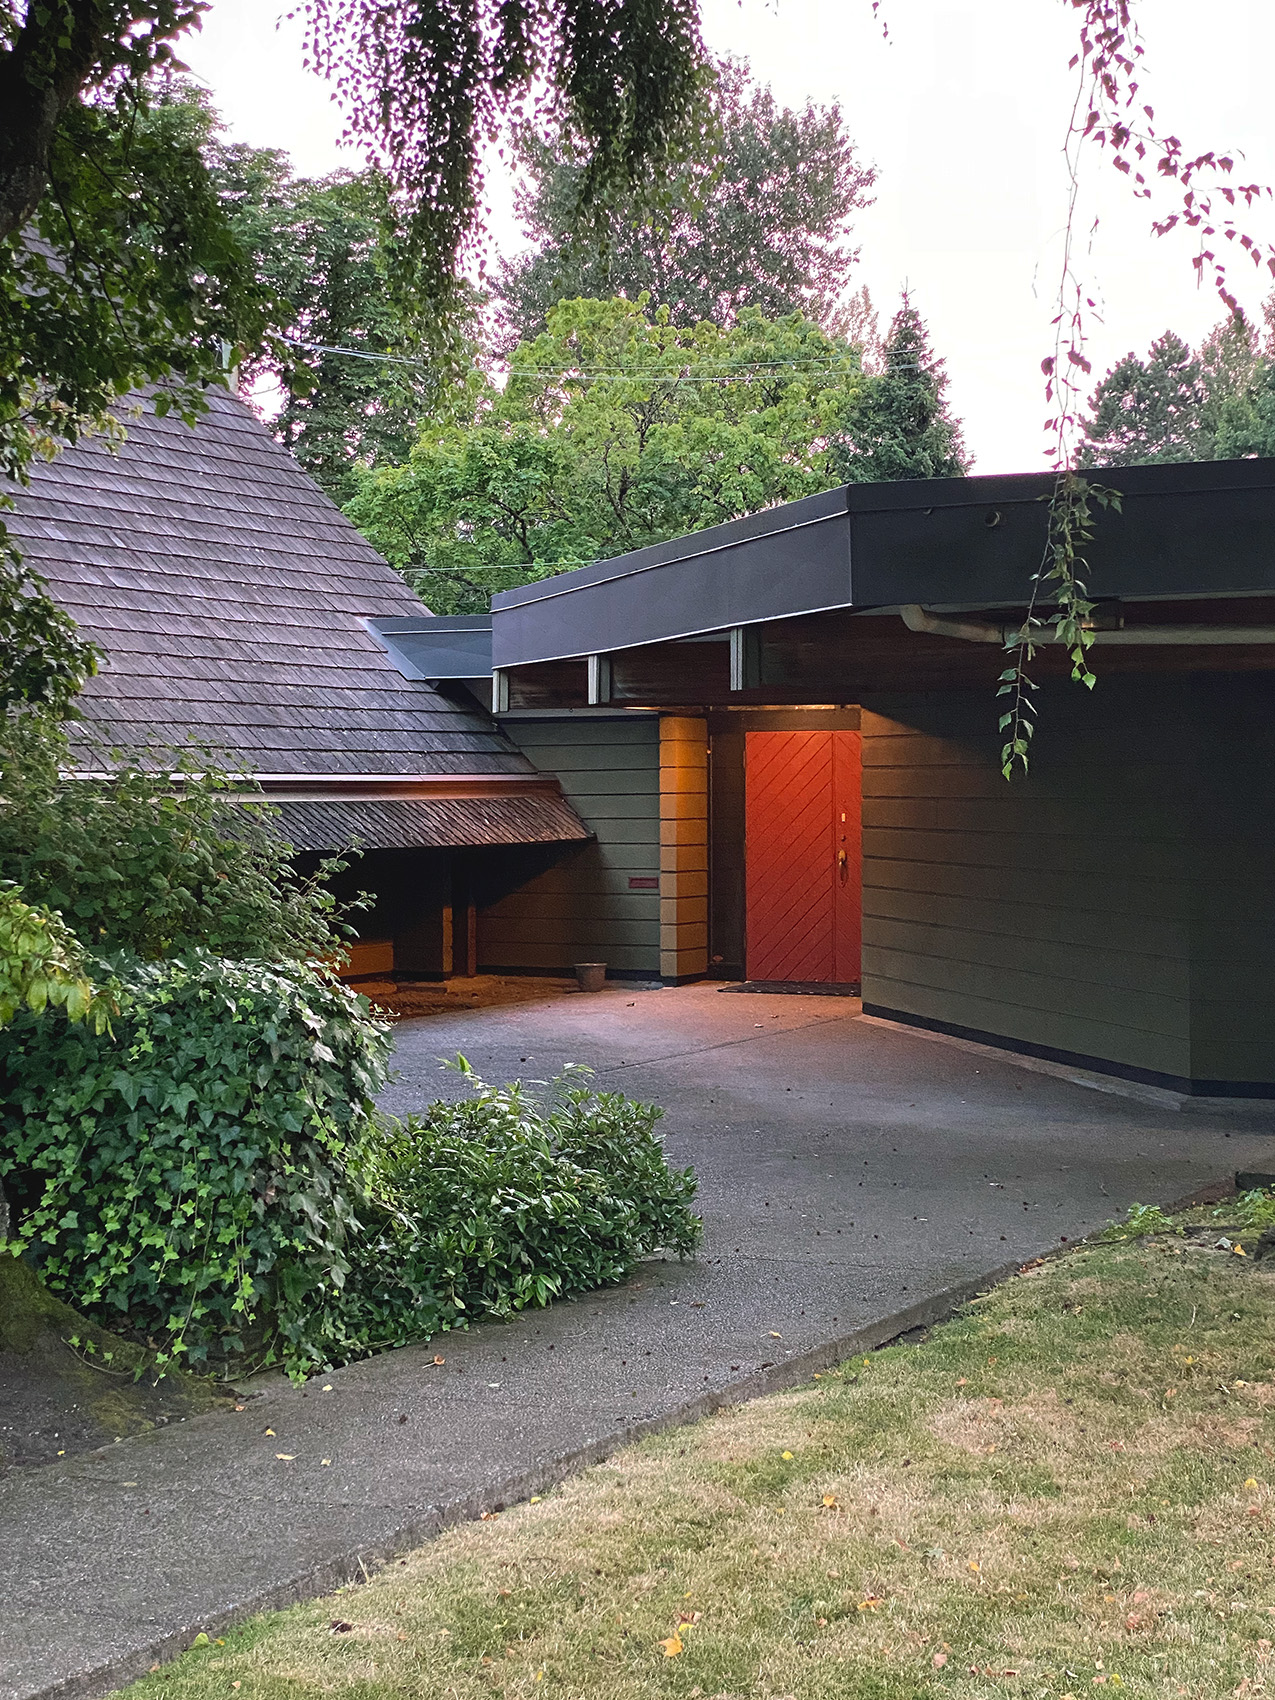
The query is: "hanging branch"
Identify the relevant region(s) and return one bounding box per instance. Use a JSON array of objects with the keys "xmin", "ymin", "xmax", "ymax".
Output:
[{"xmin": 998, "ymin": 0, "xmax": 1275, "ymax": 776}]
